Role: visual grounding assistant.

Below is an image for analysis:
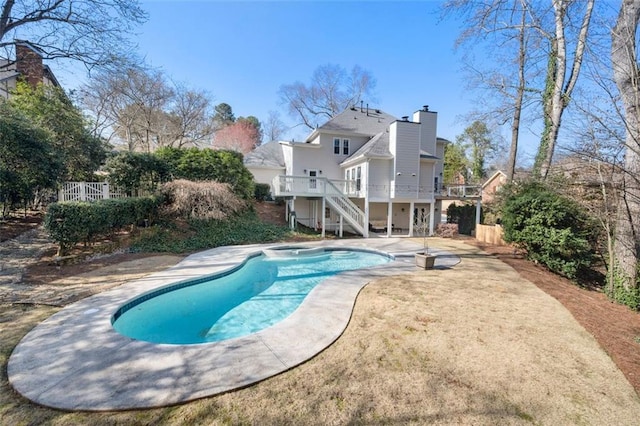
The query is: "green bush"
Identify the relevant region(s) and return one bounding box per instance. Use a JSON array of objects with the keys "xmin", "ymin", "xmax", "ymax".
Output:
[
  {"xmin": 254, "ymin": 183, "xmax": 271, "ymax": 201},
  {"xmin": 156, "ymin": 147, "xmax": 255, "ymax": 199},
  {"xmin": 104, "ymin": 152, "xmax": 170, "ymax": 196},
  {"xmin": 501, "ymin": 182, "xmax": 595, "ymax": 280},
  {"xmin": 44, "ymin": 196, "xmax": 161, "ymax": 255},
  {"xmin": 447, "ymin": 203, "xmax": 478, "ymax": 235}
]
